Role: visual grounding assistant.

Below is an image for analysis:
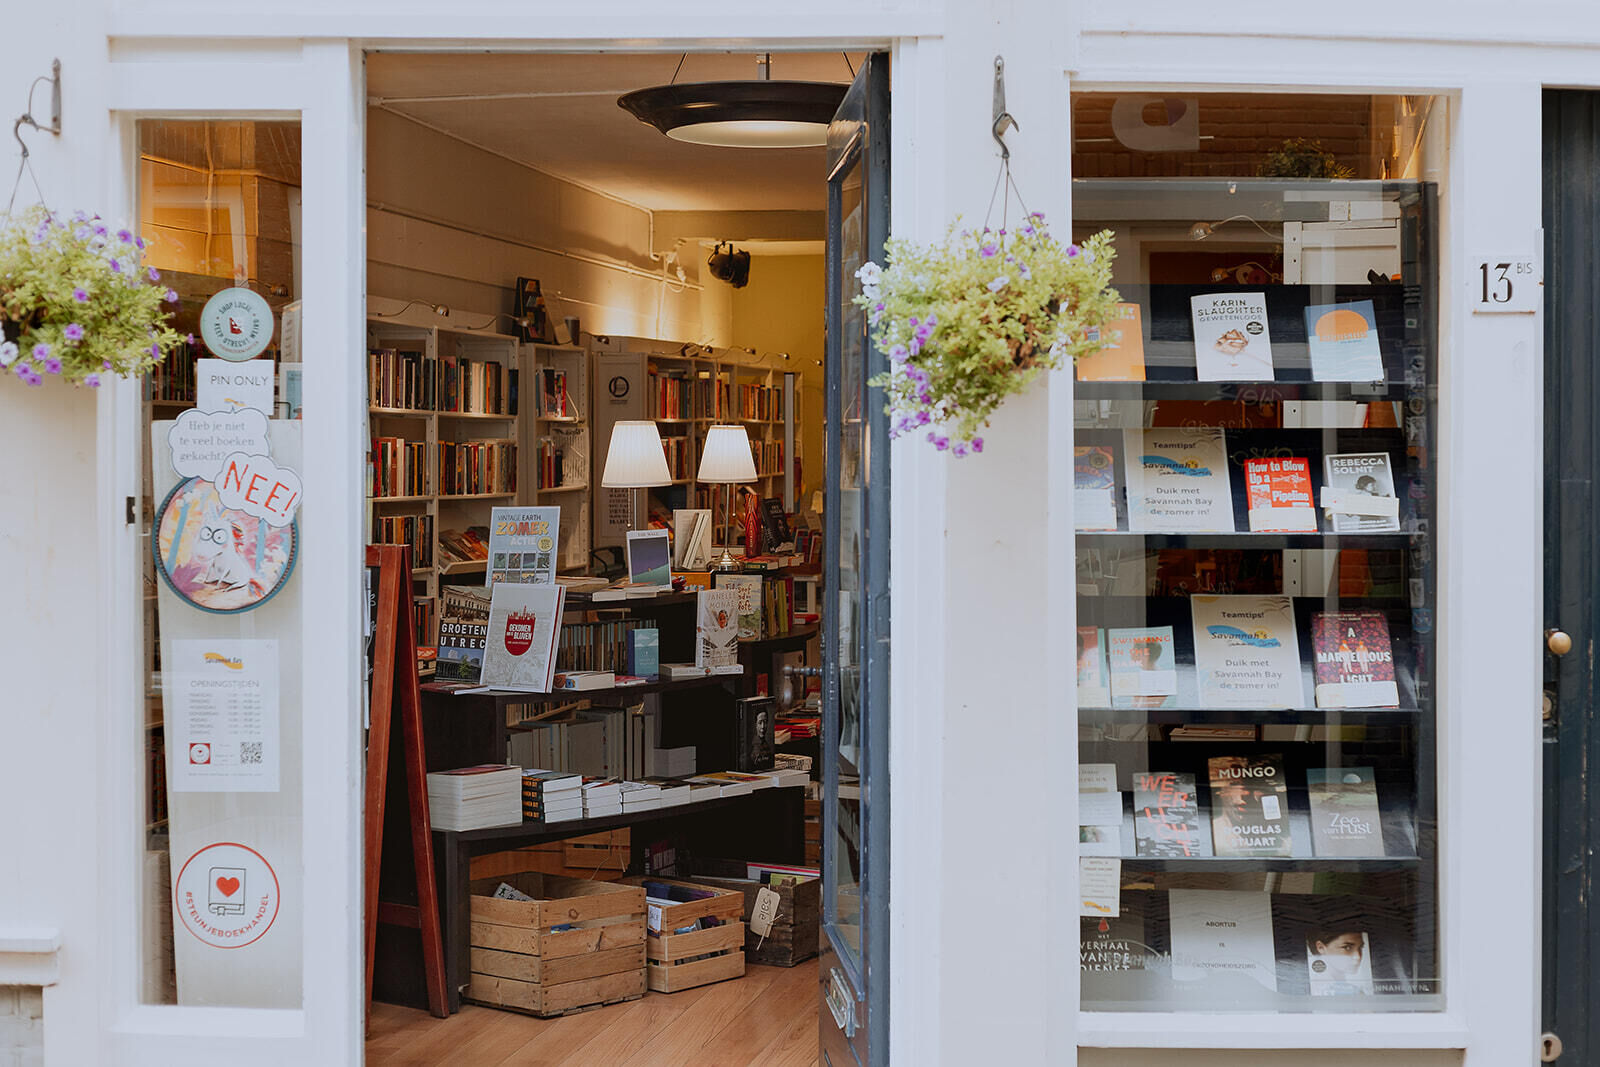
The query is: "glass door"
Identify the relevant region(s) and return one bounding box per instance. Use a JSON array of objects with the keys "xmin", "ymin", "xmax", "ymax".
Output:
[{"xmin": 821, "ymin": 51, "xmax": 890, "ymax": 1067}]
